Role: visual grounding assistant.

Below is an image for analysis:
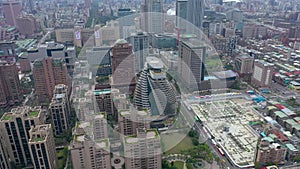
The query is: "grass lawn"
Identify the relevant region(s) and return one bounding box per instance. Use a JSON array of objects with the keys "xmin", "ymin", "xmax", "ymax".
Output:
[
  {"xmin": 161, "ymin": 132, "xmax": 194, "ymax": 155},
  {"xmin": 205, "ymin": 58, "xmax": 222, "ymax": 71},
  {"xmin": 29, "ymin": 111, "xmax": 39, "ymax": 117},
  {"xmin": 174, "ymin": 161, "xmax": 184, "ymax": 169}
]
